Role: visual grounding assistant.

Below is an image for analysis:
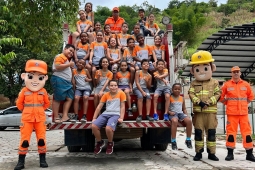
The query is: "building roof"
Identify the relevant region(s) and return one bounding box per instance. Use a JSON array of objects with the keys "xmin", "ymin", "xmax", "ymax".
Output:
[{"xmin": 181, "ymin": 23, "xmax": 255, "ymax": 79}]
